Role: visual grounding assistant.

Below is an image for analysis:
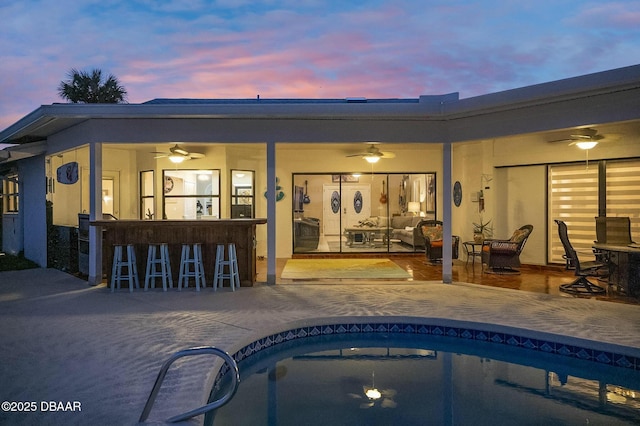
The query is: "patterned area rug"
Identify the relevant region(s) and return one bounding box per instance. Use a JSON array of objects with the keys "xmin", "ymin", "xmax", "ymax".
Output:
[{"xmin": 281, "ymin": 258, "xmax": 412, "ymax": 279}]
